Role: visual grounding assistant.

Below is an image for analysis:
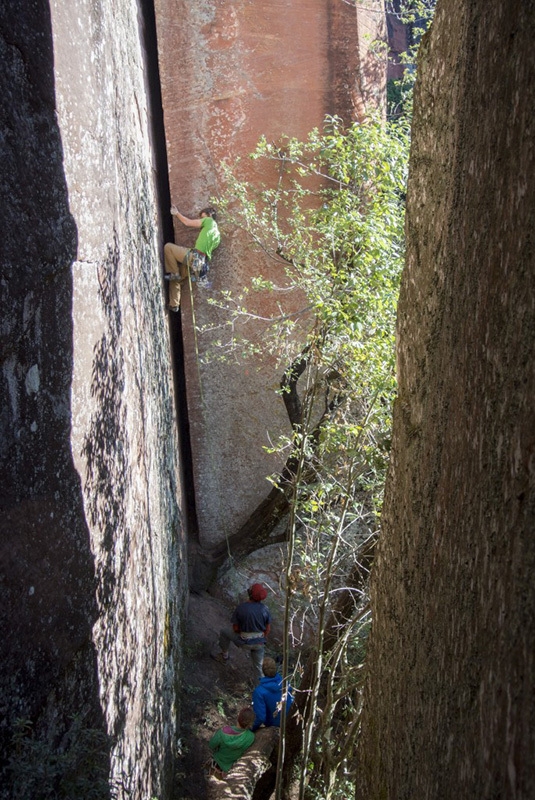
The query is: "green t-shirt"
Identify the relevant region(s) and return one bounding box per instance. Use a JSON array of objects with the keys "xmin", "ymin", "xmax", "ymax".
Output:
[
  {"xmin": 208, "ymin": 726, "xmax": 254, "ymax": 772},
  {"xmin": 195, "ymin": 216, "xmax": 221, "ymax": 260}
]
